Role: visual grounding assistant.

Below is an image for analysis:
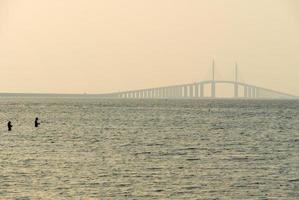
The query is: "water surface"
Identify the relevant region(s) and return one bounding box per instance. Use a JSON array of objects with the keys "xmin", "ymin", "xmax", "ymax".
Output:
[{"xmin": 0, "ymin": 98, "xmax": 298, "ymax": 199}]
